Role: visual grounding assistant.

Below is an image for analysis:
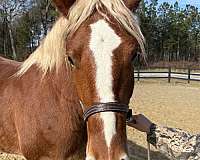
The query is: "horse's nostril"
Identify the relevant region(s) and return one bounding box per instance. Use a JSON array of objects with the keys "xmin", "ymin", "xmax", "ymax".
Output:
[{"xmin": 120, "ymin": 154, "xmax": 129, "ymax": 160}]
